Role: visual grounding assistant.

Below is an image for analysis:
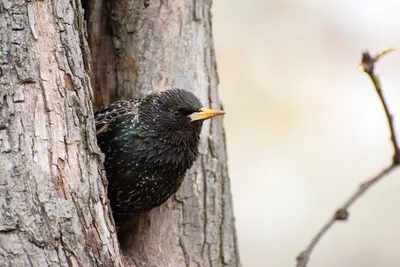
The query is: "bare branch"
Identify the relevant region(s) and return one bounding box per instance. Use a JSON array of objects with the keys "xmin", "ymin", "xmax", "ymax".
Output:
[
  {"xmin": 296, "ymin": 49, "xmax": 400, "ymax": 267},
  {"xmin": 296, "ymin": 164, "xmax": 397, "ymax": 267},
  {"xmin": 361, "ymin": 49, "xmax": 400, "ymax": 163}
]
